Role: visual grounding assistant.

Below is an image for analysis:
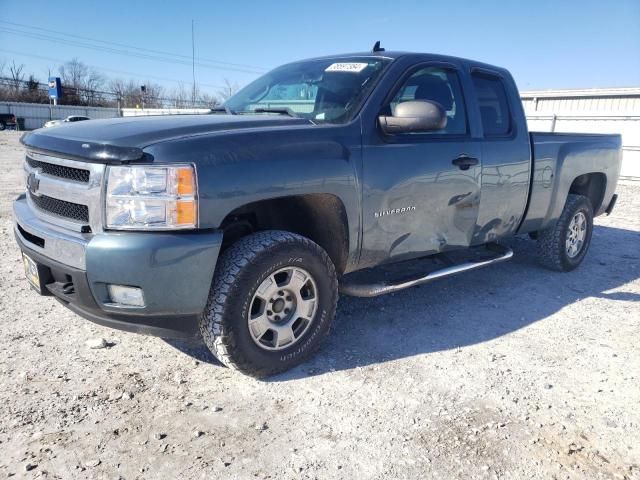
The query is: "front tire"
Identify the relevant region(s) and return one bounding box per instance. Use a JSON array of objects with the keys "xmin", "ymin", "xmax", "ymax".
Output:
[
  {"xmin": 536, "ymin": 194, "xmax": 594, "ymax": 271},
  {"xmin": 200, "ymin": 231, "xmax": 338, "ymax": 377}
]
